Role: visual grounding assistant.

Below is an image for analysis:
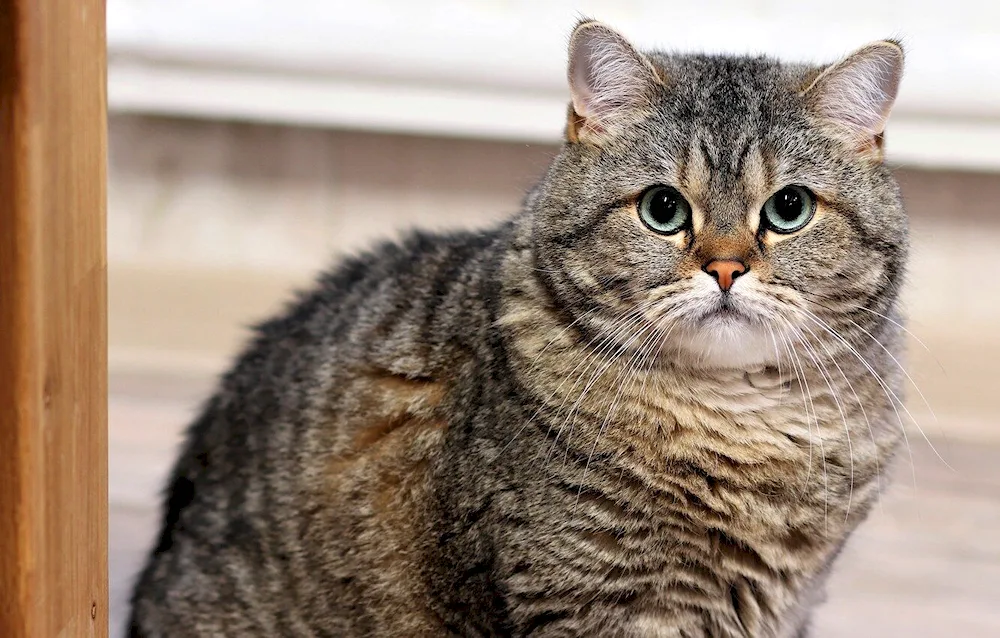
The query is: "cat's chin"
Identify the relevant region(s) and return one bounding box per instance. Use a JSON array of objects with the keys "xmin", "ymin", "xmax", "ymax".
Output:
[{"xmin": 667, "ymin": 315, "xmax": 784, "ymax": 370}]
